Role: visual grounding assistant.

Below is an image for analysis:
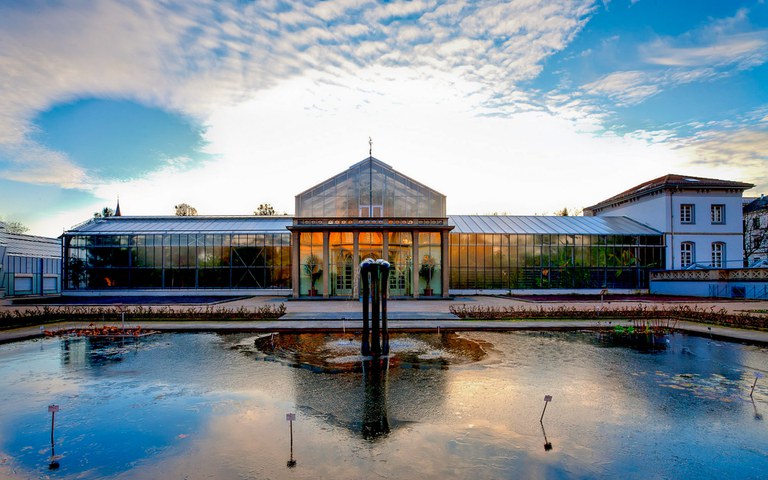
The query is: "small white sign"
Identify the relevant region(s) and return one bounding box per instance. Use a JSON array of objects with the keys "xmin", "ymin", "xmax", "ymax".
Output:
[
  {"xmin": 544, "ymin": 395, "xmax": 553, "ymax": 402},
  {"xmin": 286, "ymin": 413, "xmax": 296, "ymax": 421},
  {"xmin": 756, "ymin": 372, "xmax": 765, "ymax": 379},
  {"xmin": 48, "ymin": 404, "xmax": 60, "ymax": 413}
]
